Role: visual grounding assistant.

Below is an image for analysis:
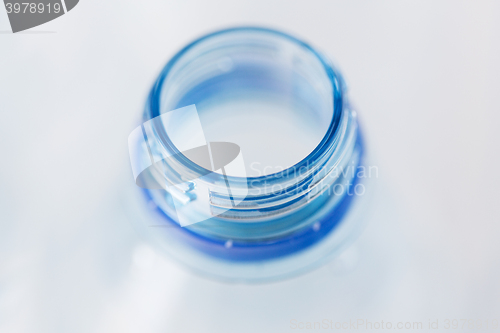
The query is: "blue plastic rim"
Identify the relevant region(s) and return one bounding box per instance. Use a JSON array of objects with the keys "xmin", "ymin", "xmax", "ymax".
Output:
[
  {"xmin": 146, "ymin": 27, "xmax": 345, "ymax": 185},
  {"xmin": 140, "ymin": 27, "xmax": 365, "ymax": 262}
]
